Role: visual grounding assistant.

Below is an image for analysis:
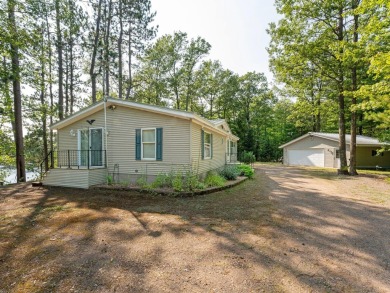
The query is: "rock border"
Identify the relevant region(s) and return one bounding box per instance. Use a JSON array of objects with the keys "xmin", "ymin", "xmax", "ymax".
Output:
[{"xmin": 92, "ymin": 176, "xmax": 248, "ymax": 197}]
